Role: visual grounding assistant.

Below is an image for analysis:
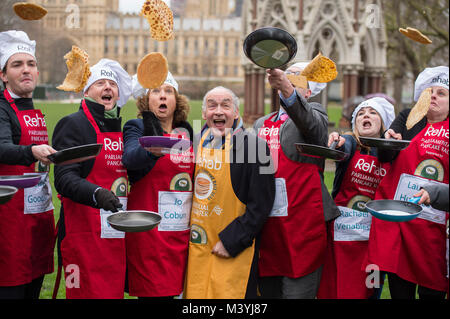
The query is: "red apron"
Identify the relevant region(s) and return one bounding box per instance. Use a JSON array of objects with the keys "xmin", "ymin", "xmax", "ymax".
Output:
[
  {"xmin": 126, "ymin": 131, "xmax": 194, "ymax": 297},
  {"xmin": 0, "ymin": 89, "xmax": 54, "ymax": 286},
  {"xmin": 60, "ymin": 100, "xmax": 128, "ymax": 299},
  {"xmin": 257, "ymin": 114, "xmax": 326, "ymax": 278},
  {"xmin": 318, "ymin": 149, "xmax": 389, "ymax": 298},
  {"xmin": 367, "ymin": 120, "xmax": 449, "ymax": 292}
]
